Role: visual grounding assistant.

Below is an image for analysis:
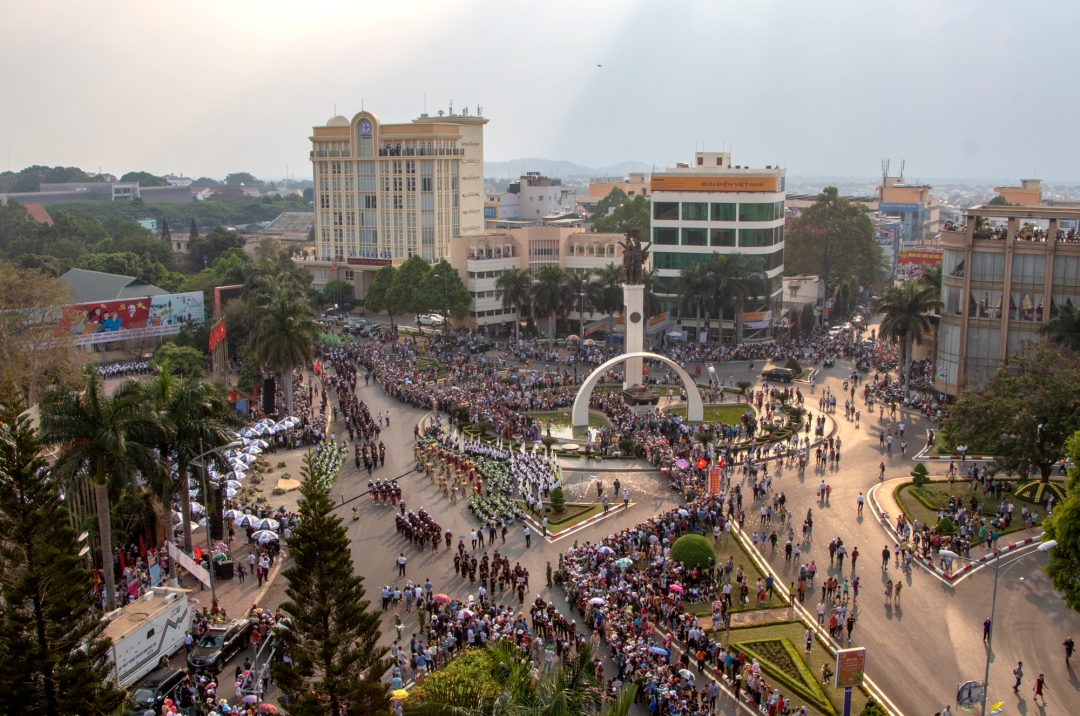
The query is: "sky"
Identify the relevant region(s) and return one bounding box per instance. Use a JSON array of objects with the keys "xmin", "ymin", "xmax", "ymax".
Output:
[{"xmin": 2, "ymin": 0, "xmax": 1078, "ymax": 183}]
